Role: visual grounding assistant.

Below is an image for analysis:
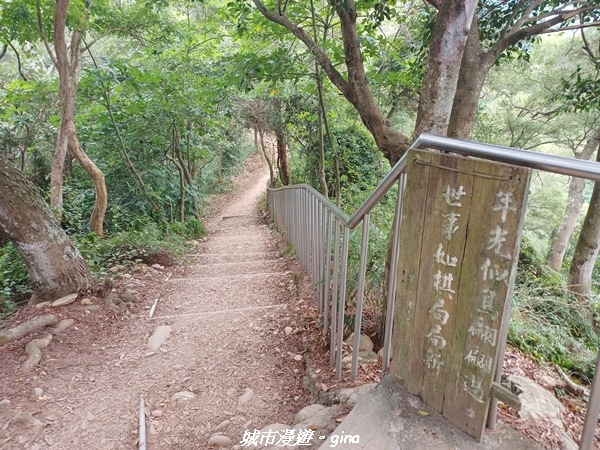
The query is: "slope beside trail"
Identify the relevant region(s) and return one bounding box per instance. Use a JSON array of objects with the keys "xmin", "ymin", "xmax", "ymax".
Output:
[{"xmin": 0, "ymin": 155, "xmax": 313, "ymax": 449}]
